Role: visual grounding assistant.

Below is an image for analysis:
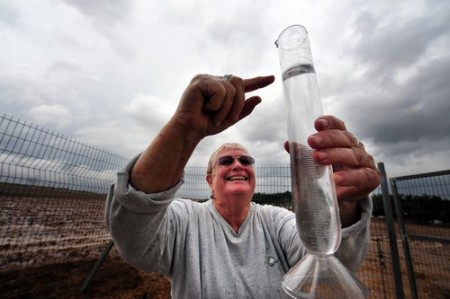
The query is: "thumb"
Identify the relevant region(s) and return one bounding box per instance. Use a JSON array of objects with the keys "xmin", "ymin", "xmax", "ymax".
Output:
[{"xmin": 237, "ymin": 96, "xmax": 262, "ymax": 121}]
